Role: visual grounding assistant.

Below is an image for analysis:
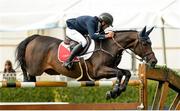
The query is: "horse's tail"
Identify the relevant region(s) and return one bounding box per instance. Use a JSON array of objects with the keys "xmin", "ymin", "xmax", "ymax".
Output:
[{"xmin": 15, "ymin": 35, "xmax": 38, "ymax": 69}]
